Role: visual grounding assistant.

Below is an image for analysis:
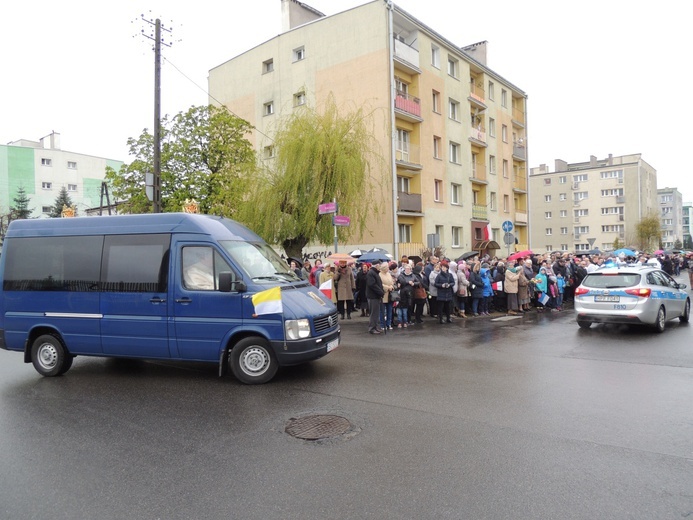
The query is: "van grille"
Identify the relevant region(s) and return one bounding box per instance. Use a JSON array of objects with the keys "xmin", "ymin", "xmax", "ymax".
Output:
[{"xmin": 314, "ymin": 312, "xmax": 339, "ymax": 334}]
